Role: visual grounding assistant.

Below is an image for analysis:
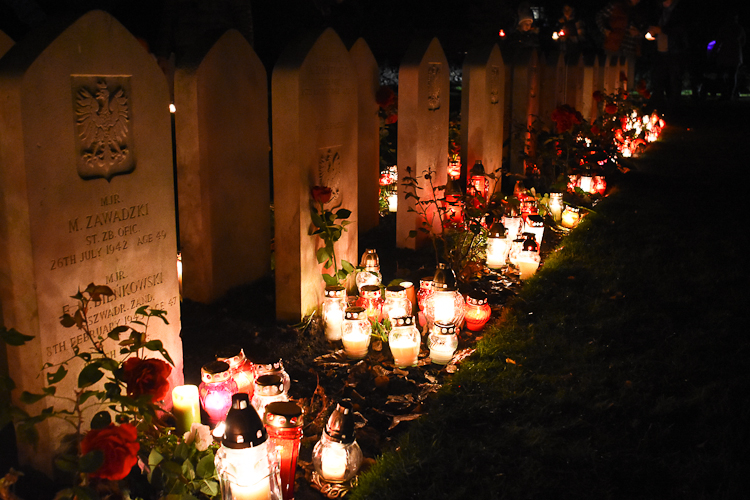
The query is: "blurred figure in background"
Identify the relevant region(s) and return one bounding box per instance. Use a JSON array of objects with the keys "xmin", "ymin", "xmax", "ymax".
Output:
[
  {"xmin": 648, "ymin": 0, "xmax": 689, "ymax": 108},
  {"xmin": 713, "ymin": 12, "xmax": 746, "ymax": 100}
]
